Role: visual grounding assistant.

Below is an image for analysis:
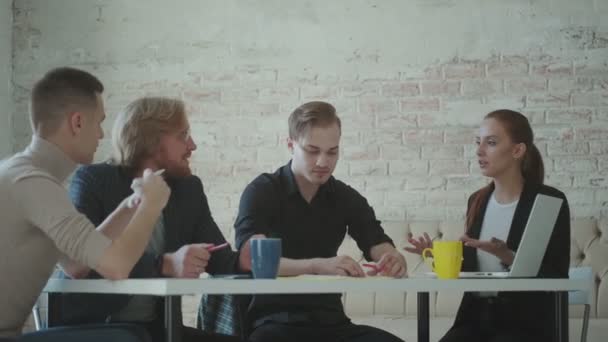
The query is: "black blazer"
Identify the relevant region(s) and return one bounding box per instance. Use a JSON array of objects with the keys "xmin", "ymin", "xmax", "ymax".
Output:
[
  {"xmin": 451, "ymin": 181, "xmax": 571, "ymax": 340},
  {"xmin": 50, "ymin": 163, "xmax": 241, "ymax": 326}
]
